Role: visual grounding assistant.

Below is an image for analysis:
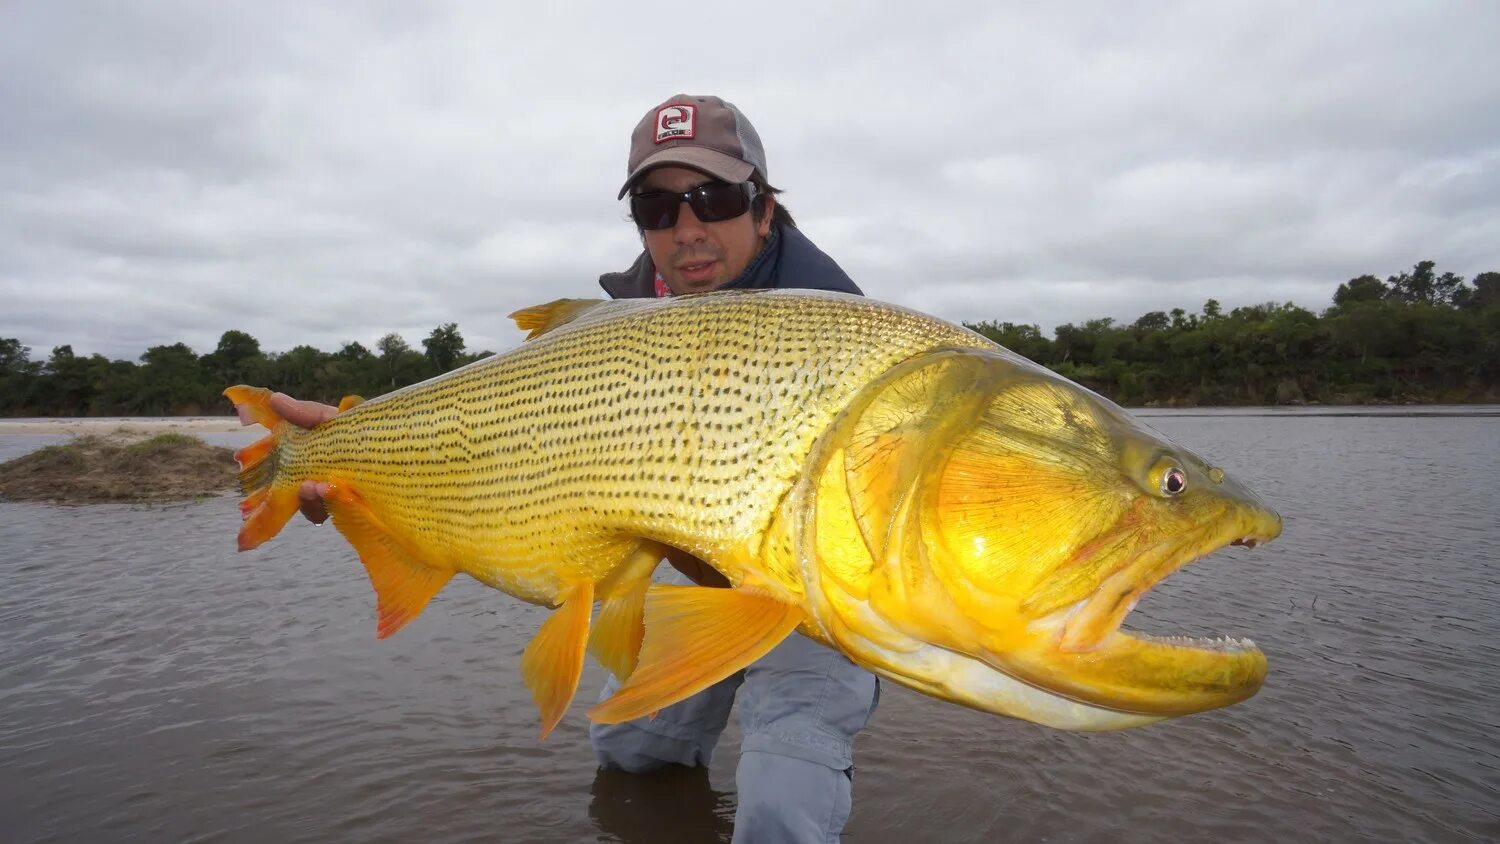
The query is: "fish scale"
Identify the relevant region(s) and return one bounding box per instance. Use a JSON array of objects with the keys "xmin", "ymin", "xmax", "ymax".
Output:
[{"xmin": 261, "ymin": 291, "xmax": 989, "ymax": 605}]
